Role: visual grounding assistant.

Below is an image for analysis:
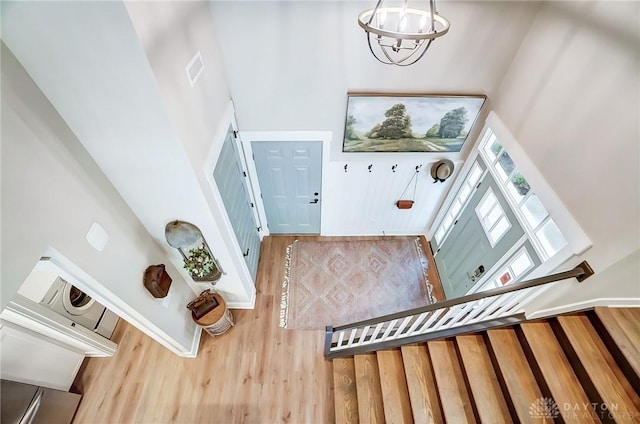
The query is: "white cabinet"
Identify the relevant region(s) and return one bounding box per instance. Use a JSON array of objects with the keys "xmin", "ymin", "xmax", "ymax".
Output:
[{"xmin": 0, "ymin": 321, "xmax": 84, "ymax": 391}]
